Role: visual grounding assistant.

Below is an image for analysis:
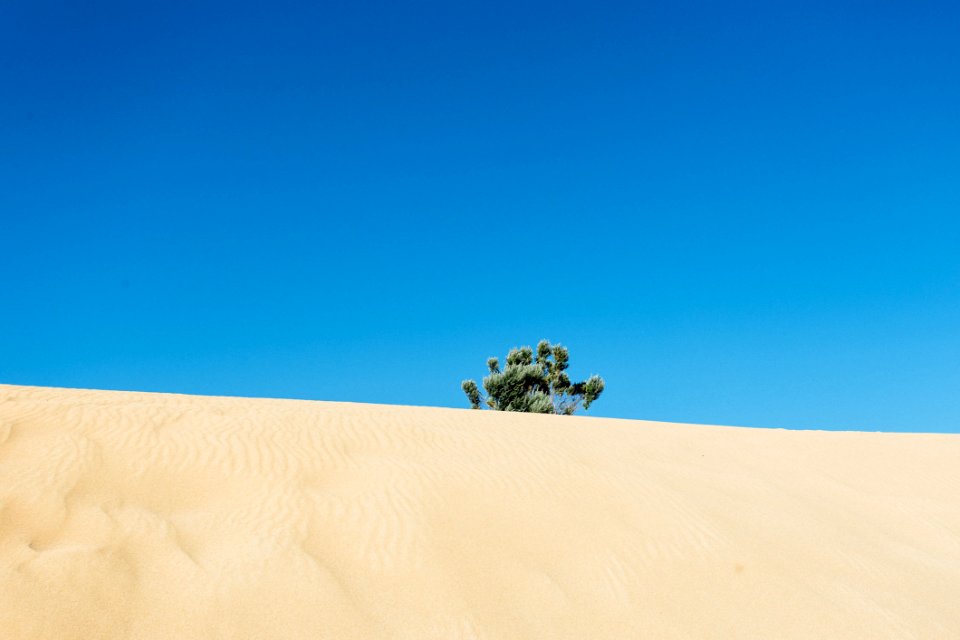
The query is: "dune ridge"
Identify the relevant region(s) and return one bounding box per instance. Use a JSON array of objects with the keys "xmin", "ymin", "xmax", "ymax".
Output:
[{"xmin": 1, "ymin": 384, "xmax": 958, "ymax": 639}]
